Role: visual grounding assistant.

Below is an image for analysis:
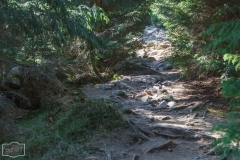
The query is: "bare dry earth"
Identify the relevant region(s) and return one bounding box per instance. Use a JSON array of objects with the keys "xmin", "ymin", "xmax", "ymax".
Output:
[{"xmin": 82, "ymin": 26, "xmax": 228, "ymax": 160}]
